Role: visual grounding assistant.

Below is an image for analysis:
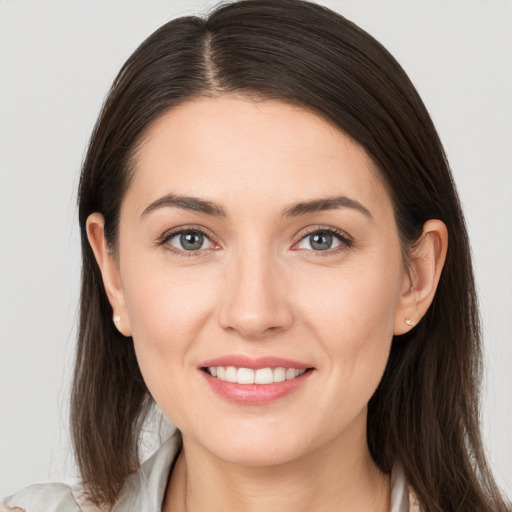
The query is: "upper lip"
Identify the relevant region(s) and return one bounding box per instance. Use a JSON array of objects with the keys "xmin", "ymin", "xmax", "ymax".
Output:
[{"xmin": 199, "ymin": 355, "xmax": 312, "ymax": 370}]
